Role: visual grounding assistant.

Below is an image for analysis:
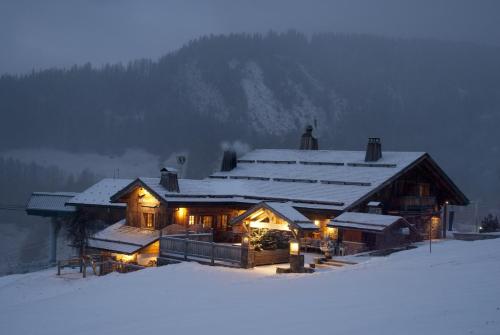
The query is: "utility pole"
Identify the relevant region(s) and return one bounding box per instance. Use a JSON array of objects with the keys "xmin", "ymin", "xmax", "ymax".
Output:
[
  {"xmin": 474, "ymin": 201, "xmax": 480, "ymax": 232},
  {"xmin": 442, "ymin": 201, "xmax": 448, "ymax": 239},
  {"xmin": 429, "ymin": 218, "xmax": 432, "ymax": 253}
]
